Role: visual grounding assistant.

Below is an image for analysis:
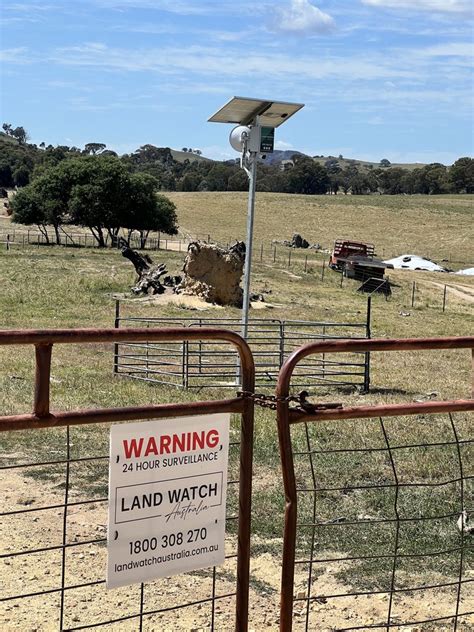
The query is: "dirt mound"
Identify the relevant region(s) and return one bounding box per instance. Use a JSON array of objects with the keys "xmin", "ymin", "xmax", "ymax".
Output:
[{"xmin": 176, "ymin": 241, "xmax": 245, "ymax": 306}]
